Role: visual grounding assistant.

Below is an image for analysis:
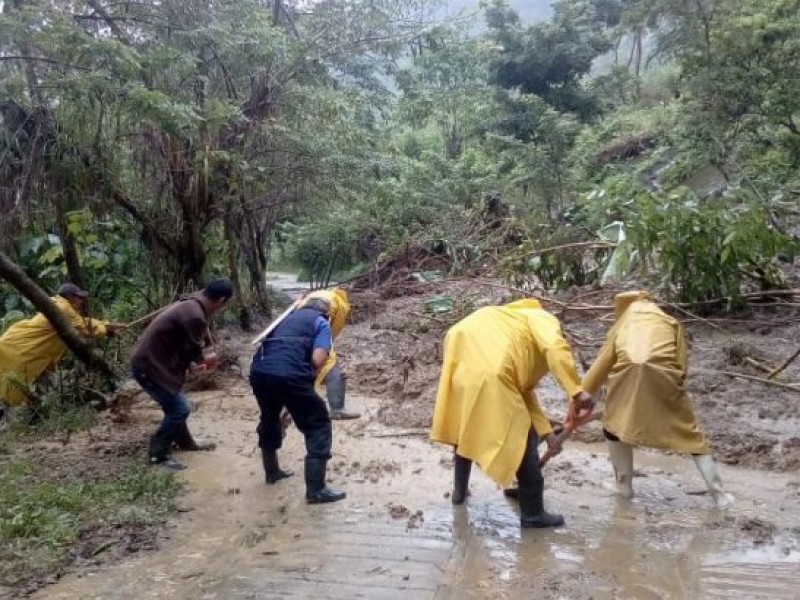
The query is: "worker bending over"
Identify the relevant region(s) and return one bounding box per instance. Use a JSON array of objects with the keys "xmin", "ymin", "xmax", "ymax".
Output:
[
  {"xmin": 0, "ymin": 283, "xmax": 123, "ymax": 410},
  {"xmin": 299, "ymin": 288, "xmax": 359, "ymax": 420},
  {"xmin": 582, "ymin": 291, "xmax": 734, "ymax": 509},
  {"xmin": 431, "ymin": 299, "xmax": 593, "ymax": 528}
]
